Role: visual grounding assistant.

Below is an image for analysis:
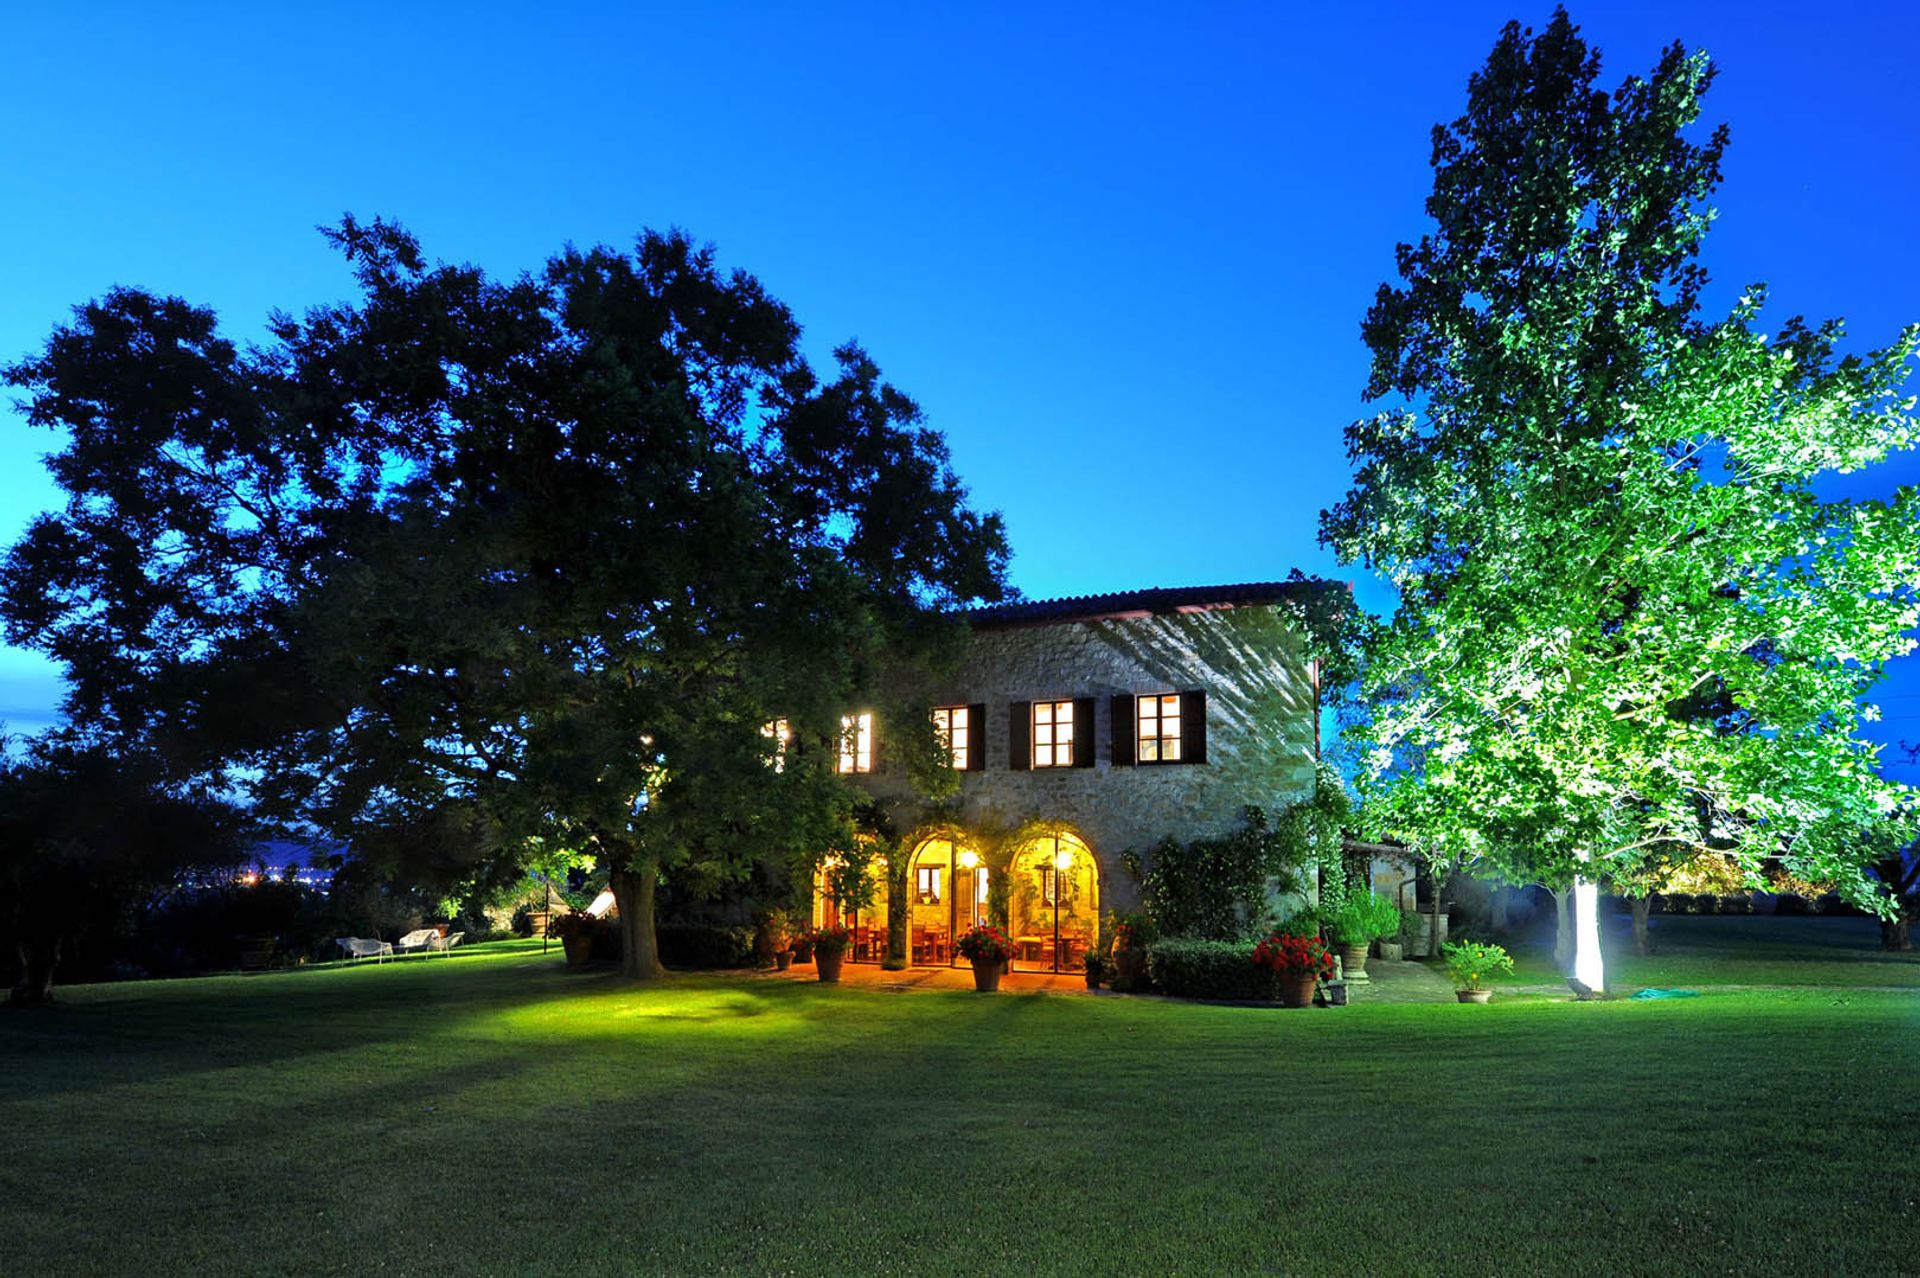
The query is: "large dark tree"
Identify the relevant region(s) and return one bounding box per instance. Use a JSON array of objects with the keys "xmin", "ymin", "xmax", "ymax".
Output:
[{"xmin": 3, "ymin": 219, "xmax": 1008, "ymax": 977}]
